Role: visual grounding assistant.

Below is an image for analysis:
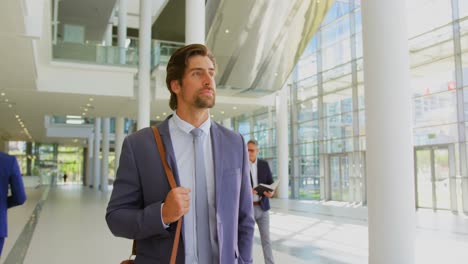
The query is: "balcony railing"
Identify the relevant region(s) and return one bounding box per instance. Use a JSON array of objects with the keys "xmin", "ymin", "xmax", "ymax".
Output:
[{"xmin": 52, "ymin": 40, "xmax": 184, "ymax": 68}]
